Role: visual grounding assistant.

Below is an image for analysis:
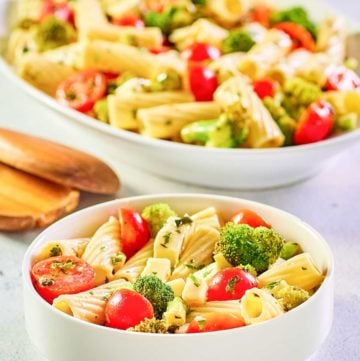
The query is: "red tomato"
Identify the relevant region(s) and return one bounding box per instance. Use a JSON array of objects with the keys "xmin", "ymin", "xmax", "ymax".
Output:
[
  {"xmin": 207, "ymin": 268, "xmax": 258, "ymax": 302},
  {"xmin": 119, "ymin": 208, "xmax": 151, "ymax": 258},
  {"xmin": 105, "ymin": 289, "xmax": 154, "ymax": 330},
  {"xmin": 231, "ymin": 209, "xmax": 271, "ymax": 228},
  {"xmin": 41, "ymin": 0, "xmax": 74, "ymax": 25},
  {"xmin": 149, "ymin": 46, "xmax": 171, "ymax": 54},
  {"xmin": 56, "ymin": 70, "xmax": 107, "ymax": 113},
  {"xmin": 249, "ymin": 4, "xmax": 272, "ymax": 28},
  {"xmin": 188, "ymin": 65, "xmax": 218, "ymax": 101},
  {"xmin": 186, "ymin": 313, "xmax": 245, "ymax": 333},
  {"xmin": 294, "ymin": 100, "xmax": 335, "ymax": 145},
  {"xmin": 325, "ymin": 66, "xmax": 360, "ymax": 91},
  {"xmin": 112, "ymin": 15, "xmax": 145, "ymax": 28},
  {"xmin": 31, "ymin": 256, "xmax": 95, "ymax": 304},
  {"xmin": 274, "ymin": 22, "xmax": 316, "ymax": 52},
  {"xmin": 182, "ymin": 43, "xmax": 221, "ymax": 63},
  {"xmin": 253, "ymin": 79, "xmax": 277, "ymax": 99}
]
